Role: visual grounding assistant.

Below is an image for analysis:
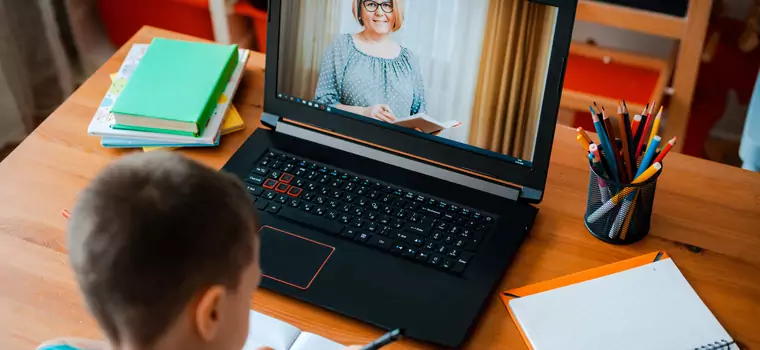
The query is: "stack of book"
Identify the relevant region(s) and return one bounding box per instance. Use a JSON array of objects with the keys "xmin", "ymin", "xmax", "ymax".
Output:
[{"xmin": 88, "ymin": 38, "xmax": 250, "ymax": 150}]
